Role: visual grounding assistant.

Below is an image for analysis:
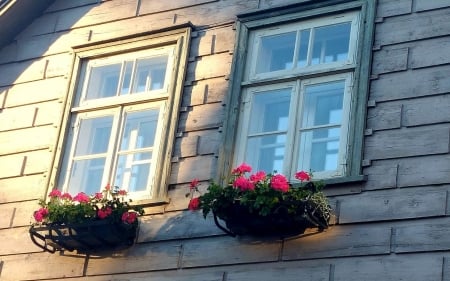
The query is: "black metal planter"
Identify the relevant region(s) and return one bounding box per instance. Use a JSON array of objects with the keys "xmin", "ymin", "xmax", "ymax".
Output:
[
  {"xmin": 213, "ymin": 202, "xmax": 329, "ymax": 238},
  {"xmin": 29, "ymin": 220, "xmax": 138, "ymax": 253}
]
